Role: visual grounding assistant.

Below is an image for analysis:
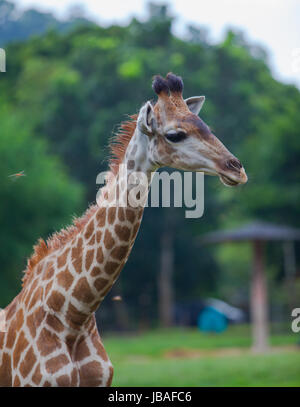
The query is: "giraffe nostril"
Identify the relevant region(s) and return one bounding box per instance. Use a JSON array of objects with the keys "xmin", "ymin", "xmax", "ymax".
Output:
[{"xmin": 226, "ymin": 158, "xmax": 242, "ymax": 171}]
